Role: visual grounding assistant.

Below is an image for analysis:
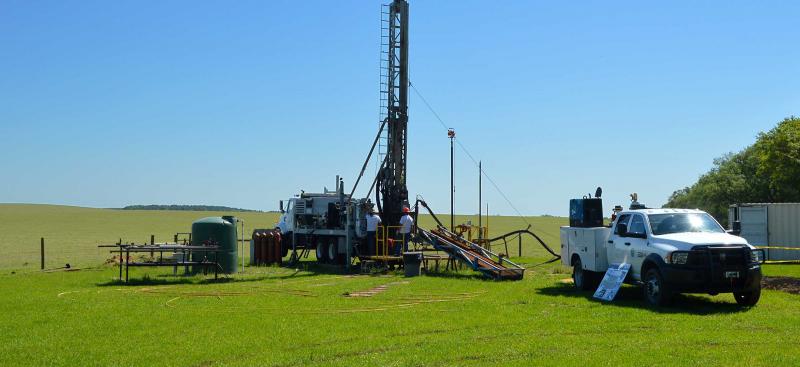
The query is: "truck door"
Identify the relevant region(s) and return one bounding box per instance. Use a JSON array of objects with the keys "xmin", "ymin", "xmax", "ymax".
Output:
[
  {"xmin": 609, "ymin": 214, "xmax": 631, "ymax": 266},
  {"xmin": 625, "ymin": 214, "xmax": 648, "ymax": 279},
  {"xmin": 284, "ymin": 200, "xmax": 295, "ymax": 231}
]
